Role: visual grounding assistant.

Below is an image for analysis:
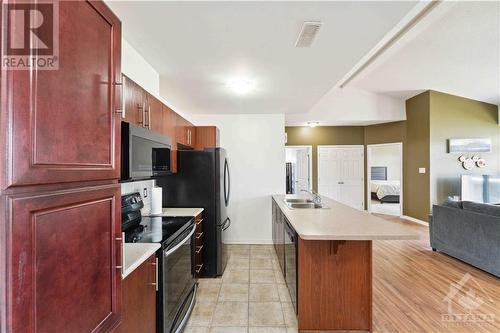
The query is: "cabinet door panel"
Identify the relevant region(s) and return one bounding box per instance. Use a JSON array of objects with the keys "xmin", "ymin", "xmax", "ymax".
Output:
[
  {"xmin": 1, "ymin": 1, "xmax": 121, "ymax": 188},
  {"xmin": 7, "ymin": 184, "xmax": 122, "ymax": 333},
  {"xmin": 123, "ymin": 75, "xmax": 146, "ymax": 126},
  {"xmin": 147, "ymin": 94, "xmax": 163, "ymax": 134},
  {"xmin": 163, "ymin": 106, "xmax": 178, "ymax": 172},
  {"xmin": 117, "ymin": 255, "xmax": 156, "ymax": 333}
]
